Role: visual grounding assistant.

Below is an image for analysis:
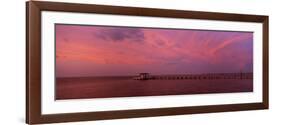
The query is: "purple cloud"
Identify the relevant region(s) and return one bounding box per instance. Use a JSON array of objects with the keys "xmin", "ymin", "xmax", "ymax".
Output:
[{"xmin": 95, "ymin": 27, "xmax": 145, "ymax": 42}]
